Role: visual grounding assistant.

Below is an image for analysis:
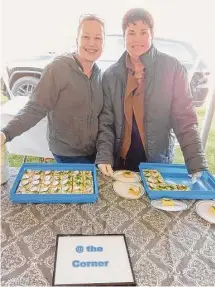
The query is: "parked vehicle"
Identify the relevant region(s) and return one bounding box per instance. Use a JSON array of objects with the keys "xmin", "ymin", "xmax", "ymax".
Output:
[{"xmin": 3, "ymin": 36, "xmax": 210, "ymax": 106}]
